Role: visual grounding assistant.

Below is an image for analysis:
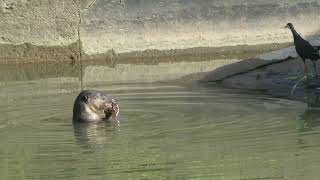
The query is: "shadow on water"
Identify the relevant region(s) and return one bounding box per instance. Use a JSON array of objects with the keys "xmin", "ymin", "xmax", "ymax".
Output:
[
  {"xmin": 299, "ymin": 109, "xmax": 320, "ymax": 132},
  {"xmin": 73, "ymin": 121, "xmax": 120, "ymax": 150},
  {"xmin": 297, "ymin": 89, "xmax": 320, "ymax": 132}
]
